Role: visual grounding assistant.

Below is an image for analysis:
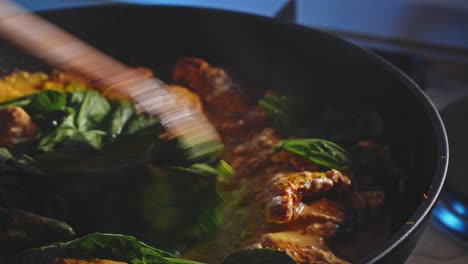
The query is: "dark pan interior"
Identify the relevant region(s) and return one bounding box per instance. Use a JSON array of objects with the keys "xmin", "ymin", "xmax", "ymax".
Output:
[{"xmin": 0, "ymin": 5, "xmax": 447, "ymax": 263}]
